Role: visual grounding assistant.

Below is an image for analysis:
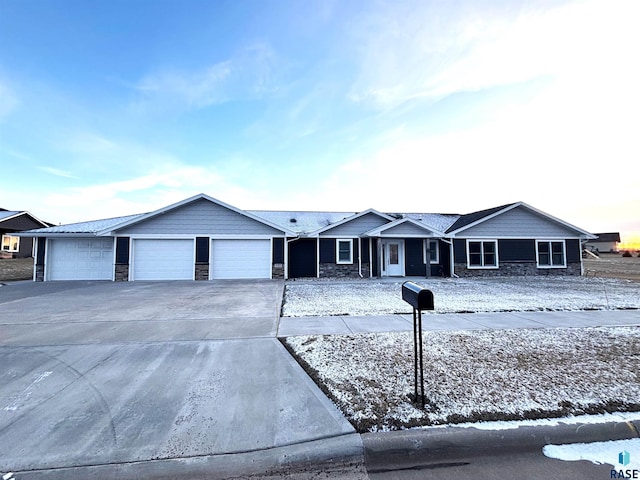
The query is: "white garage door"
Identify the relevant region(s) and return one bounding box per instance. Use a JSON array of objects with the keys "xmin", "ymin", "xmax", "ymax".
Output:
[
  {"xmin": 47, "ymin": 238, "xmax": 114, "ymax": 280},
  {"xmin": 211, "ymin": 239, "xmax": 271, "ymax": 279},
  {"xmin": 132, "ymin": 239, "xmax": 194, "ymax": 280}
]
